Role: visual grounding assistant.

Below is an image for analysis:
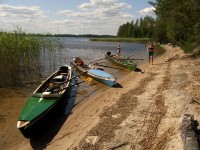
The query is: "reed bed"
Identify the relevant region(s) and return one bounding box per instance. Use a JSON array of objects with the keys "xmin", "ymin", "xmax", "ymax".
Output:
[{"xmin": 0, "ymin": 29, "xmax": 63, "ymax": 87}]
